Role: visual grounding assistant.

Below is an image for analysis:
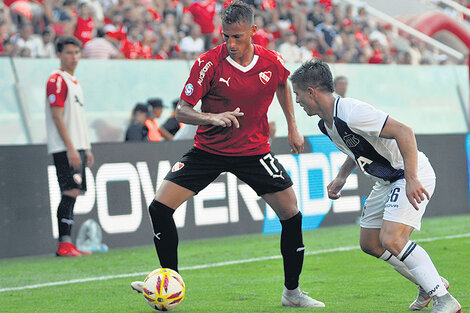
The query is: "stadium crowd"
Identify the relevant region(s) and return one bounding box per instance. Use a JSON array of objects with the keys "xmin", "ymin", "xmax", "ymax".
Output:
[{"xmin": 0, "ymin": 0, "xmax": 466, "ymax": 64}]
